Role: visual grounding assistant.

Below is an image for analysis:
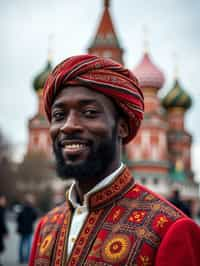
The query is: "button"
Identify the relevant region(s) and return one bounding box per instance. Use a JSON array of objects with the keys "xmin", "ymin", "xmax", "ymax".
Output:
[
  {"xmin": 71, "ymin": 237, "xmax": 76, "ymax": 243},
  {"xmin": 77, "ymin": 208, "xmax": 82, "ymax": 215}
]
